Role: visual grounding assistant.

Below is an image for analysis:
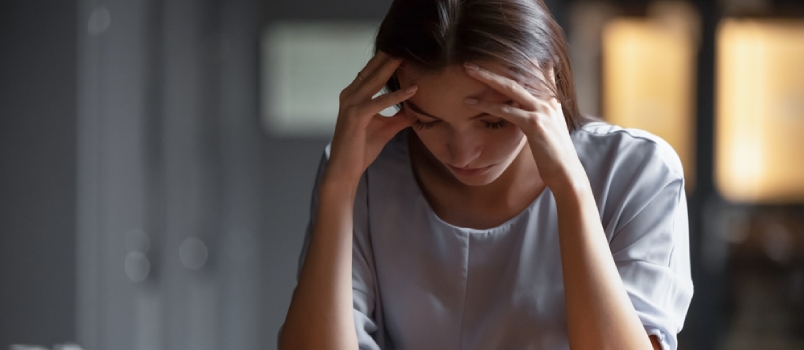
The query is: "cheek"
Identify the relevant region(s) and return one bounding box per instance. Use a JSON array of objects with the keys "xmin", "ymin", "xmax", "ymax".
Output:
[
  {"xmin": 412, "ymin": 129, "xmax": 449, "ymax": 159},
  {"xmin": 483, "ymin": 127, "xmax": 526, "ymax": 160}
]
